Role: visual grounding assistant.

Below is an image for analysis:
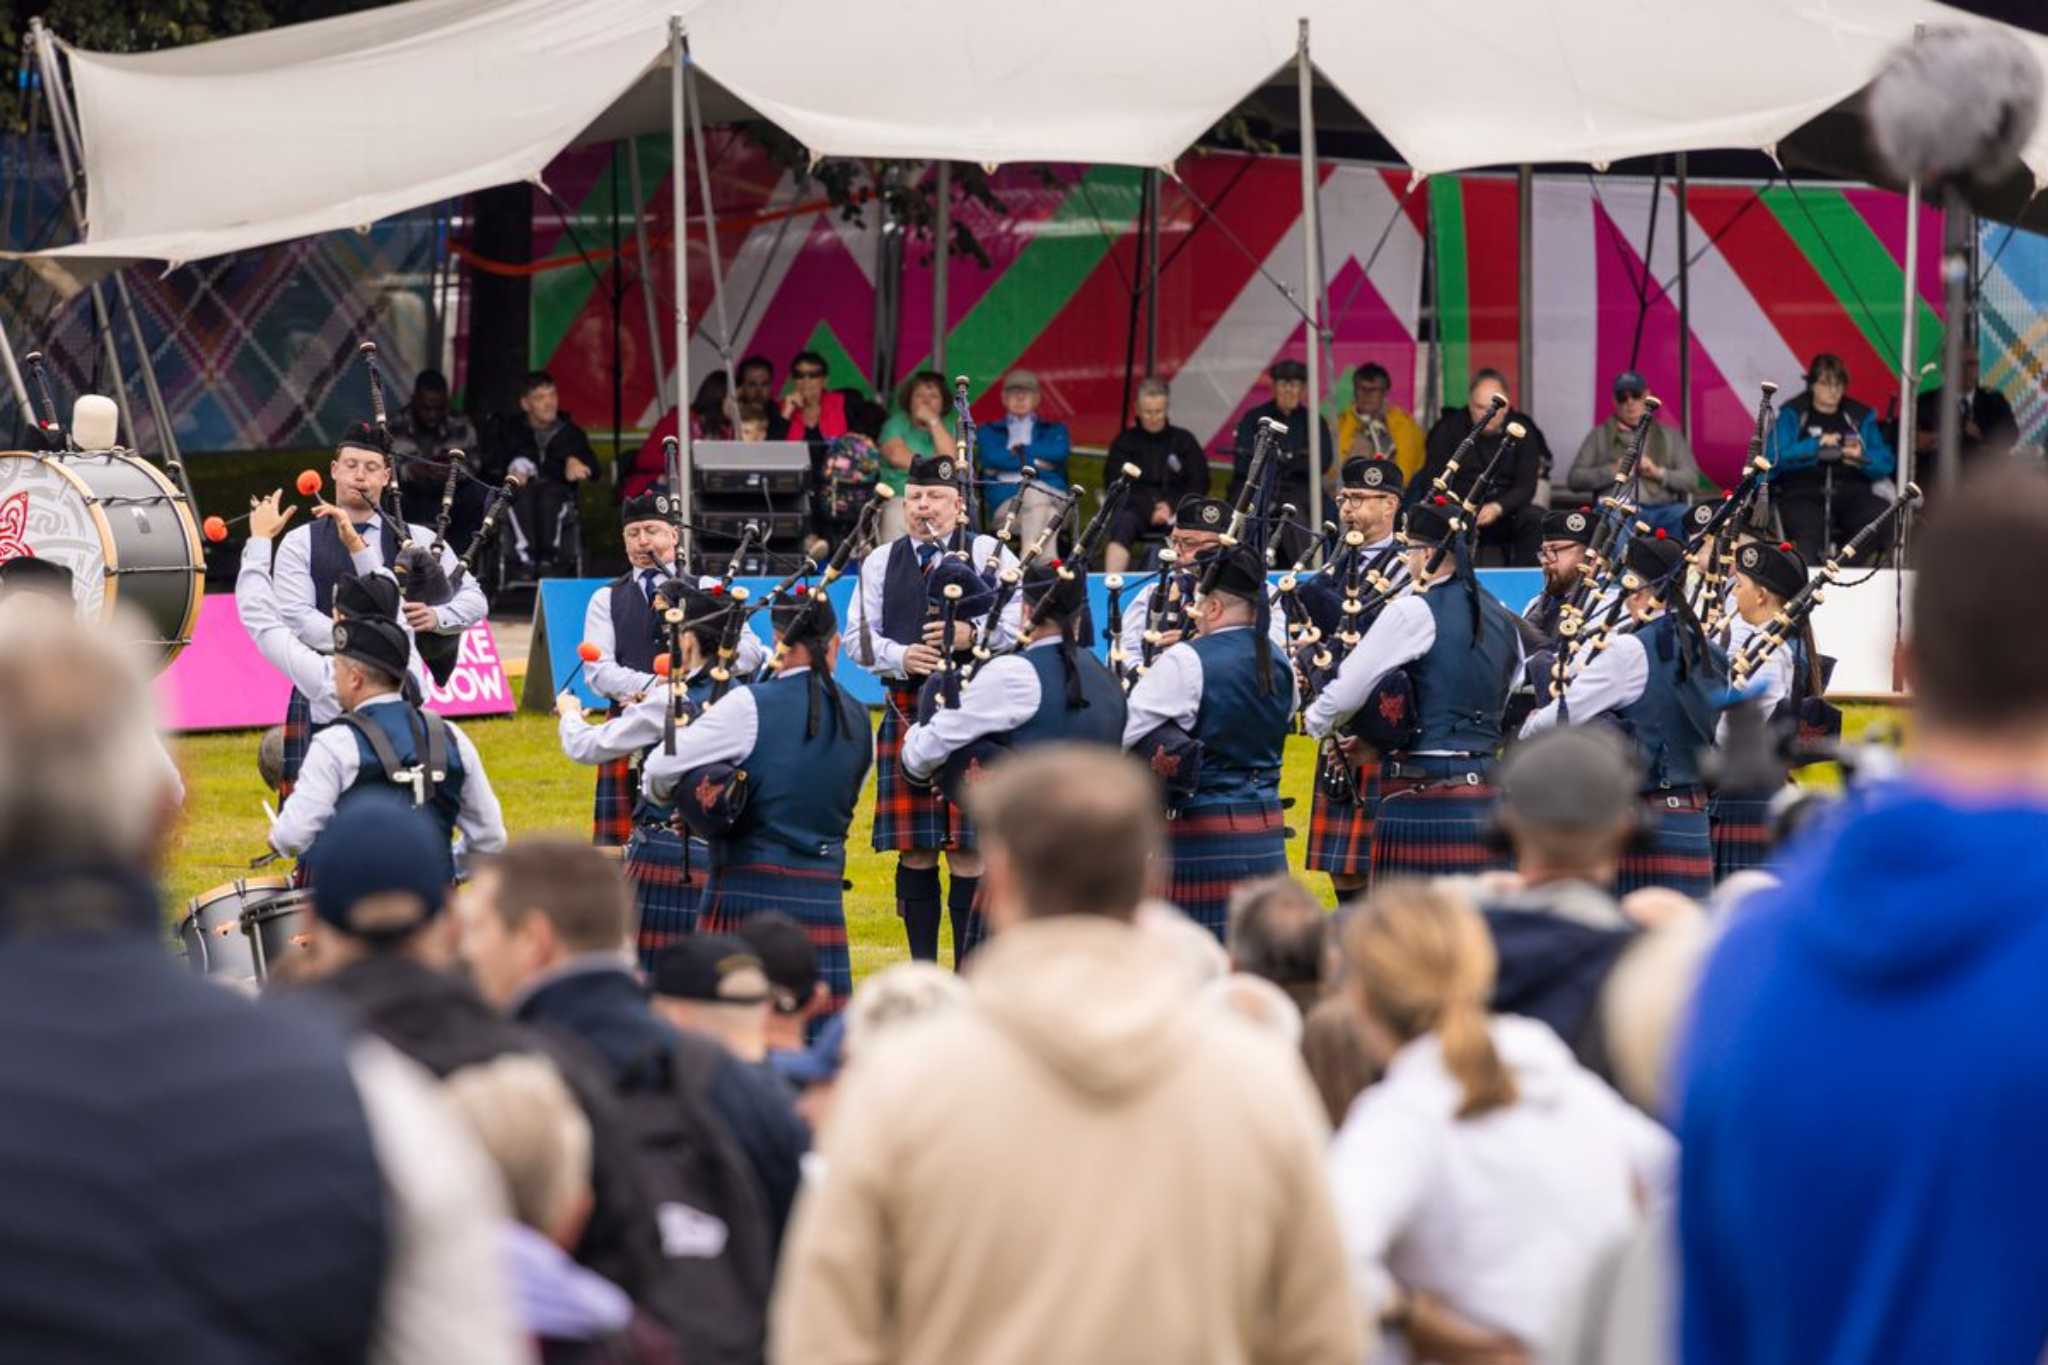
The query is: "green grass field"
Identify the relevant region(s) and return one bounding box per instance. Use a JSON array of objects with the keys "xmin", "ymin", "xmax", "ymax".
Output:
[{"xmin": 164, "ymin": 713, "xmax": 1334, "ymax": 979}]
